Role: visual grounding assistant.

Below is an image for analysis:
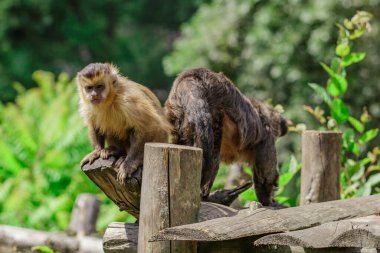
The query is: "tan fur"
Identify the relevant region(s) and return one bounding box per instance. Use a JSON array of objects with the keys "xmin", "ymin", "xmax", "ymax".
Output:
[{"xmin": 77, "ymin": 63, "xmax": 169, "ymax": 182}]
